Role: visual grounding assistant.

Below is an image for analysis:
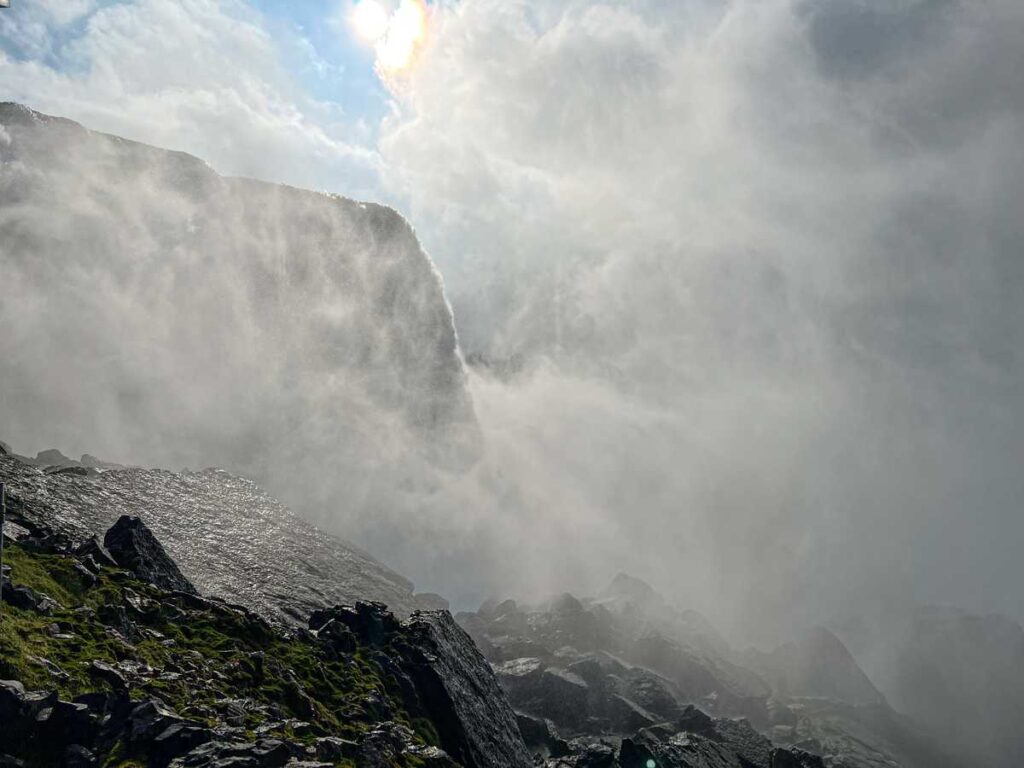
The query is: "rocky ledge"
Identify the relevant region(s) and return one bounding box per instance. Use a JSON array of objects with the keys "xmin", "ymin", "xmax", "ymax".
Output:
[{"xmin": 0, "ymin": 512, "xmax": 529, "ymax": 767}]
